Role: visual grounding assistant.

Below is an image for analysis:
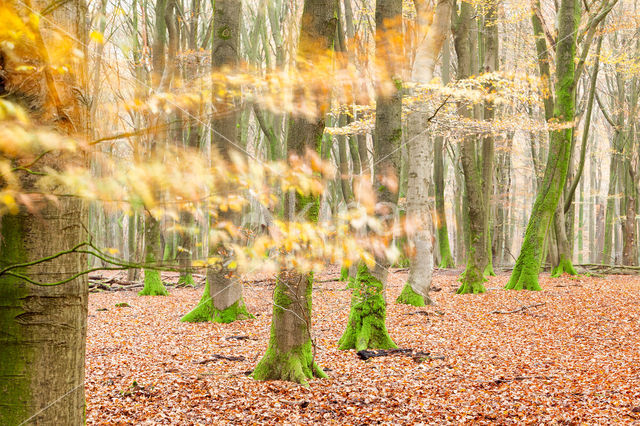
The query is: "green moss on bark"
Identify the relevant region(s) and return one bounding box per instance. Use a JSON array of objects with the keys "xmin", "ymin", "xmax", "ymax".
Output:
[
  {"xmin": 339, "ymin": 264, "xmax": 397, "ymax": 351},
  {"xmin": 181, "ymin": 279, "xmax": 252, "ymax": 323},
  {"xmin": 253, "ymin": 273, "xmax": 326, "ymax": 386},
  {"xmin": 177, "ymin": 273, "xmax": 195, "ymax": 287},
  {"xmin": 0, "ymin": 215, "xmax": 32, "ymax": 425},
  {"xmin": 252, "ymin": 339, "xmax": 327, "ymax": 386},
  {"xmin": 396, "ymin": 283, "xmax": 426, "ymax": 306},
  {"xmin": 139, "ymin": 269, "xmax": 169, "ymax": 296},
  {"xmin": 551, "ymin": 255, "xmax": 577, "ymax": 277},
  {"xmin": 437, "ymin": 226, "xmax": 456, "ymax": 268},
  {"xmin": 340, "ymin": 266, "xmax": 349, "ymax": 281},
  {"xmin": 456, "ymin": 265, "xmax": 487, "ymax": 294}
]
